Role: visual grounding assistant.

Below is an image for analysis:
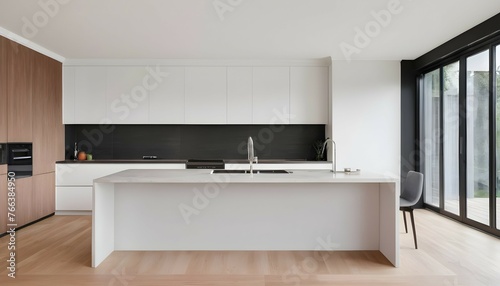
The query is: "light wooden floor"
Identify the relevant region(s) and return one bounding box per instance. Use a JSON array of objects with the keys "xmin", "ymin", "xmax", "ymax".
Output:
[{"xmin": 1, "ymin": 210, "xmax": 500, "ymax": 285}]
